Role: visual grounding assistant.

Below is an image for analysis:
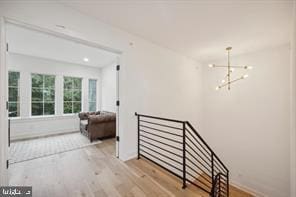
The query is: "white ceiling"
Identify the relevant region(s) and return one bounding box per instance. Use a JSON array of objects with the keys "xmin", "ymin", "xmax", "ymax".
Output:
[
  {"xmin": 61, "ymin": 0, "xmax": 293, "ymax": 62},
  {"xmin": 6, "ymin": 23, "xmax": 119, "ymax": 68}
]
